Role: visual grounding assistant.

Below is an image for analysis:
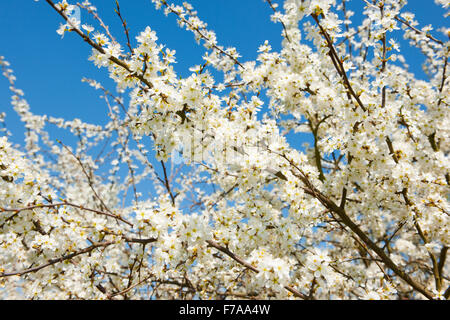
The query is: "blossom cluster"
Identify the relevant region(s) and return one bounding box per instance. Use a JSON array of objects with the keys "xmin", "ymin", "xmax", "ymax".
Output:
[{"xmin": 0, "ymin": 0, "xmax": 448, "ymax": 300}]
